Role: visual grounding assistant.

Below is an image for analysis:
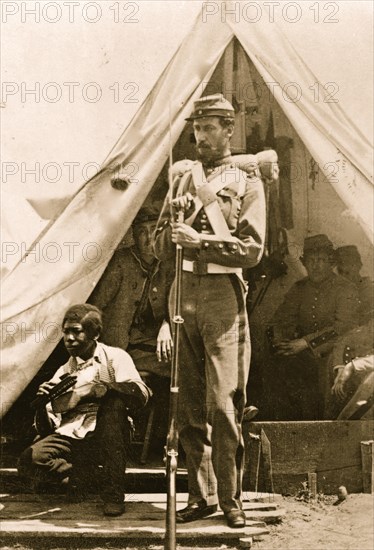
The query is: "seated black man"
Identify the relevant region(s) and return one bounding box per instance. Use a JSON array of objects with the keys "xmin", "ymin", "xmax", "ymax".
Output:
[{"xmin": 18, "ymin": 304, "xmax": 151, "ymax": 516}]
